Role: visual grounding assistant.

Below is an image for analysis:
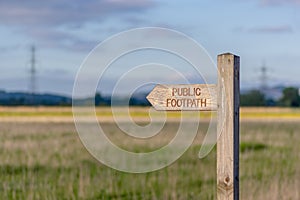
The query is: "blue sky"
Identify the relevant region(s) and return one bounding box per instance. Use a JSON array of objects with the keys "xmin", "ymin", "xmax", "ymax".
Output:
[{"xmin": 0, "ymin": 0, "xmax": 299, "ymax": 96}]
